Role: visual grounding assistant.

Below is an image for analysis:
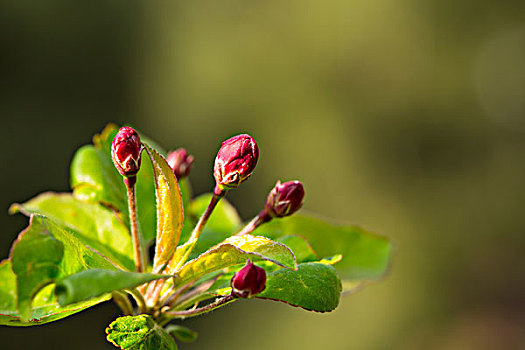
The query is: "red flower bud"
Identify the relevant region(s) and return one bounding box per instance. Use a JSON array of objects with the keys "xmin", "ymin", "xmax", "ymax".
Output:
[
  {"xmin": 265, "ymin": 180, "xmax": 305, "ymax": 218},
  {"xmin": 167, "ymin": 148, "xmax": 194, "ymax": 179},
  {"xmin": 111, "ymin": 127, "xmax": 142, "ymax": 177},
  {"xmin": 213, "ymin": 134, "xmax": 259, "ymax": 192},
  {"xmin": 231, "ymin": 260, "xmax": 266, "ymax": 298}
]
